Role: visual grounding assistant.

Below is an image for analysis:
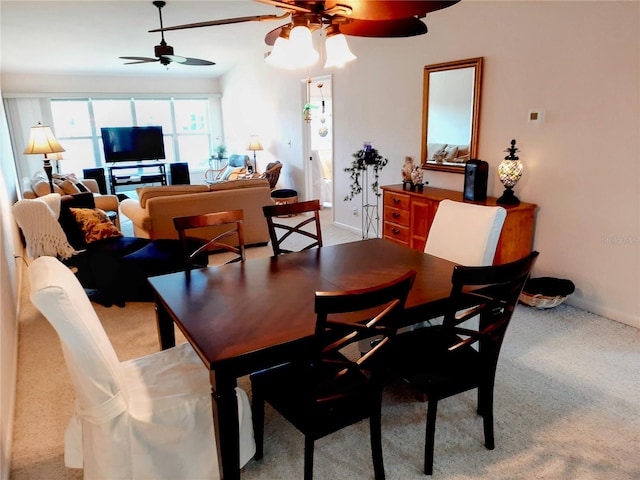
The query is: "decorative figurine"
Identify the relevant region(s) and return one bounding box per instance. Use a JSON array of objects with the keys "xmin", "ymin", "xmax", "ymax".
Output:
[
  {"xmin": 411, "ymin": 166, "xmax": 425, "ymax": 191},
  {"xmin": 402, "ymin": 157, "xmax": 414, "ymax": 189}
]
